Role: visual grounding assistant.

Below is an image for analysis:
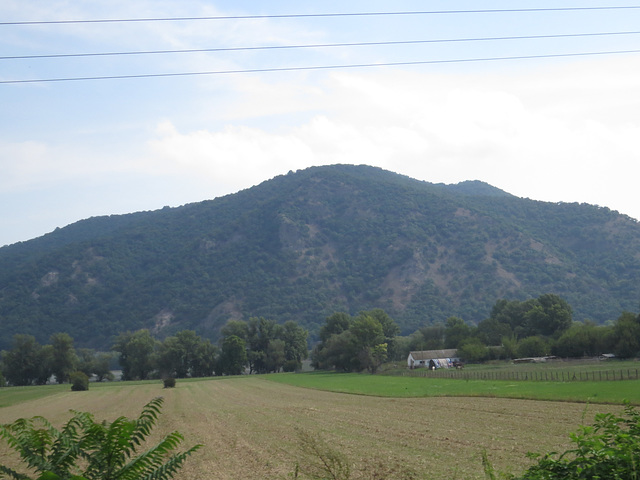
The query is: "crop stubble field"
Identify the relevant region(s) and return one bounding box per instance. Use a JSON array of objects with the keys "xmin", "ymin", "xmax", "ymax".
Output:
[{"xmin": 0, "ymin": 376, "xmax": 626, "ymax": 479}]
